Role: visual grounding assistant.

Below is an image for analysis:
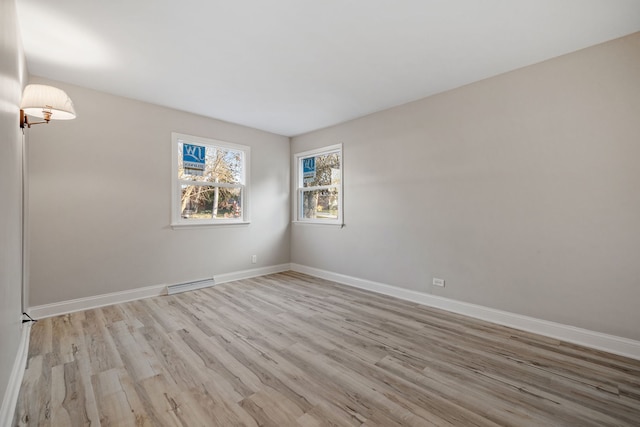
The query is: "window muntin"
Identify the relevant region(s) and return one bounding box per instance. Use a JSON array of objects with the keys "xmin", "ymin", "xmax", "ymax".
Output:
[
  {"xmin": 172, "ymin": 133, "xmax": 249, "ymax": 226},
  {"xmin": 295, "ymin": 144, "xmax": 342, "ymax": 224}
]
